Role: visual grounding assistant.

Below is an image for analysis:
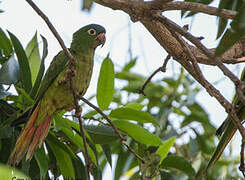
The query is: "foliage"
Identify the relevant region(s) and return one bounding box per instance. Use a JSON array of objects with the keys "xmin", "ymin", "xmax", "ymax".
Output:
[{"xmin": 0, "ymin": 28, "xmax": 242, "ymax": 179}]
